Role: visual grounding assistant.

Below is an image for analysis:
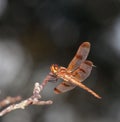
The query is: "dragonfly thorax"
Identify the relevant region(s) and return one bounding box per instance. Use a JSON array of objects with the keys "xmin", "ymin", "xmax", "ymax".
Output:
[
  {"xmin": 50, "ymin": 64, "xmax": 67, "ymax": 75},
  {"xmin": 50, "ymin": 64, "xmax": 60, "ymax": 74}
]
